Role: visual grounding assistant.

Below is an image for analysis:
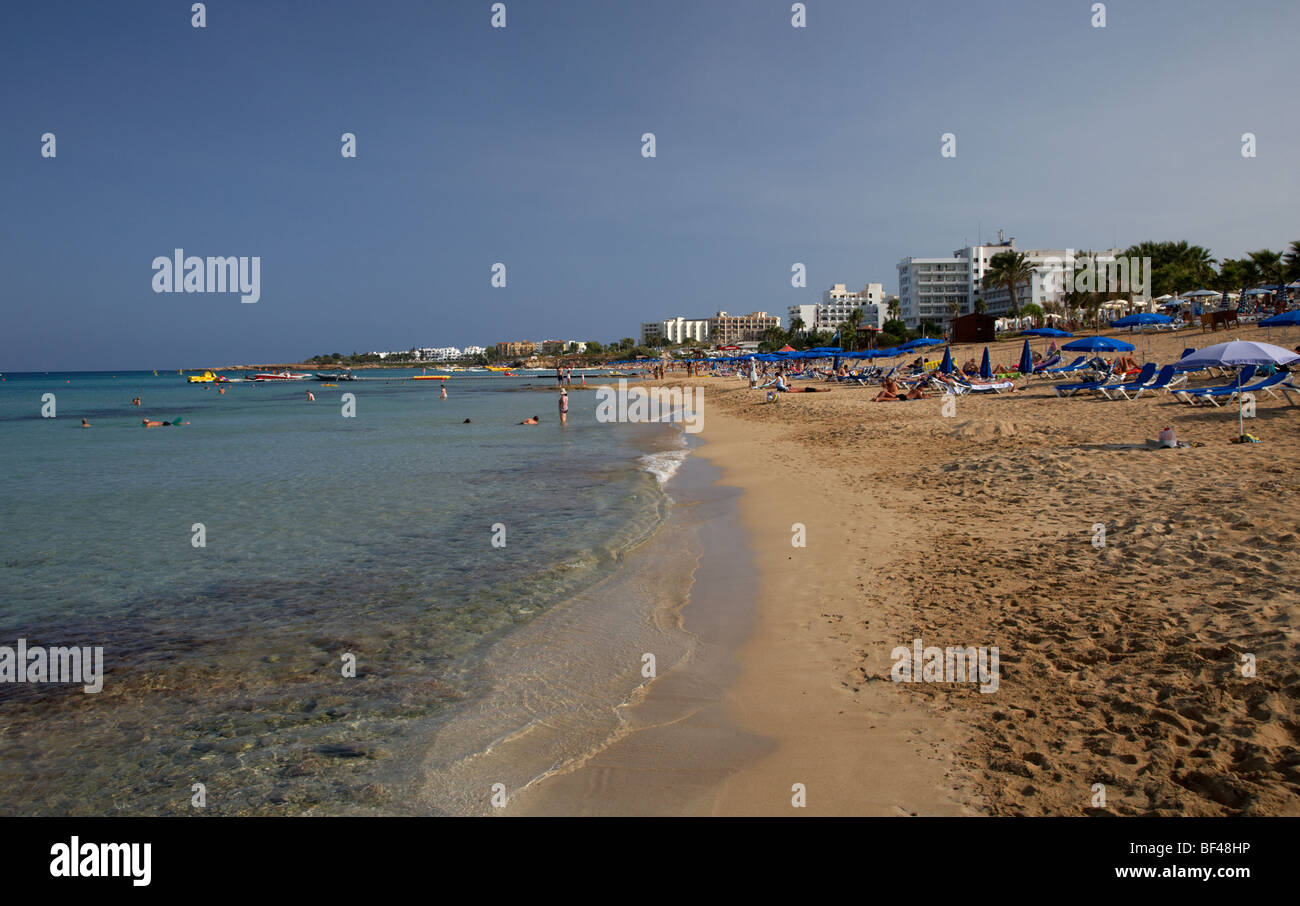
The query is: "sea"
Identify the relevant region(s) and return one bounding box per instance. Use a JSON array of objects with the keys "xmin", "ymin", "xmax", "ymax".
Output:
[{"xmin": 0, "ymin": 368, "xmax": 701, "ymax": 815}]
